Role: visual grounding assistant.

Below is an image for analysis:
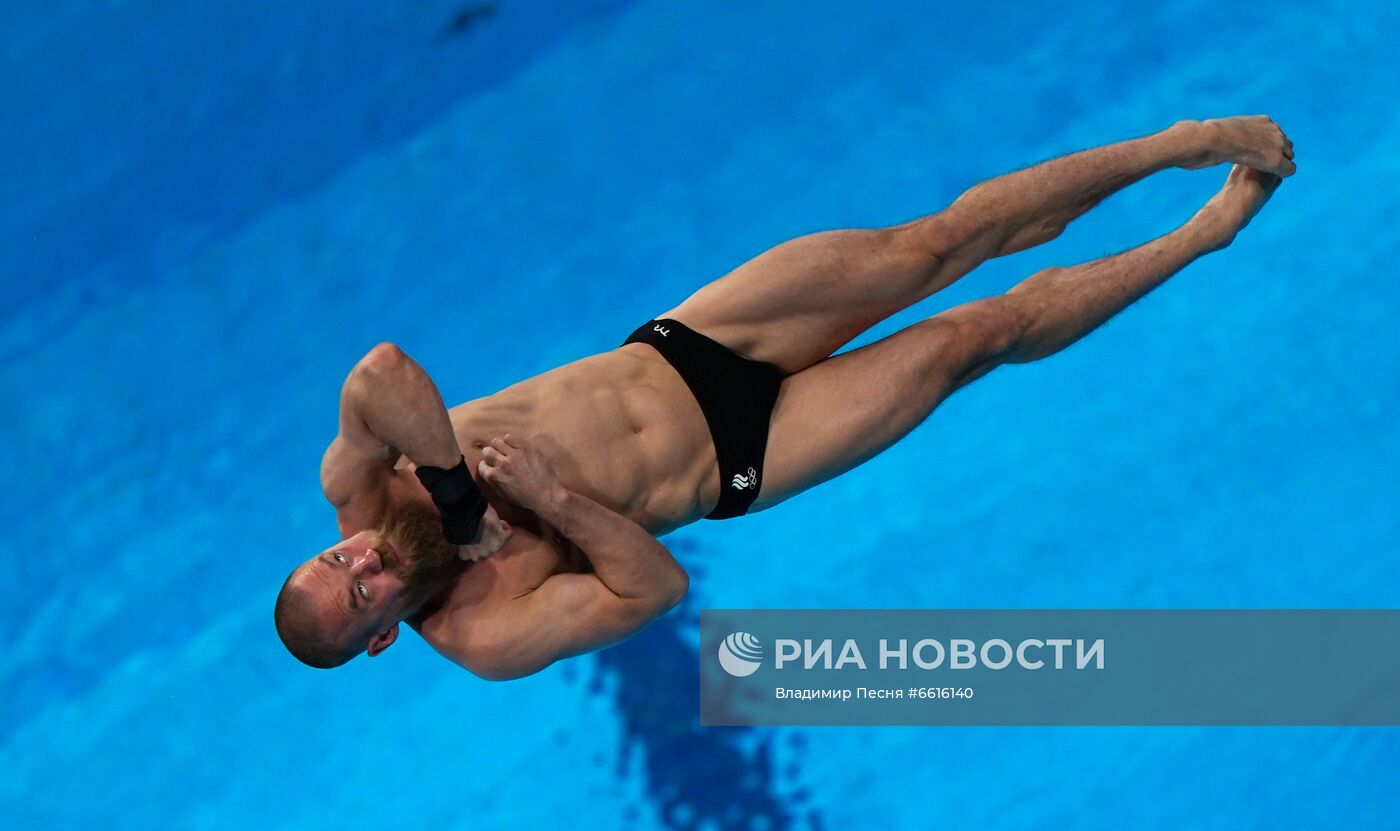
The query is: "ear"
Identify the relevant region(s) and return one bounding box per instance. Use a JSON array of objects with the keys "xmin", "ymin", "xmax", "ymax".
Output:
[{"xmin": 366, "ymin": 622, "xmax": 400, "ymax": 657}]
